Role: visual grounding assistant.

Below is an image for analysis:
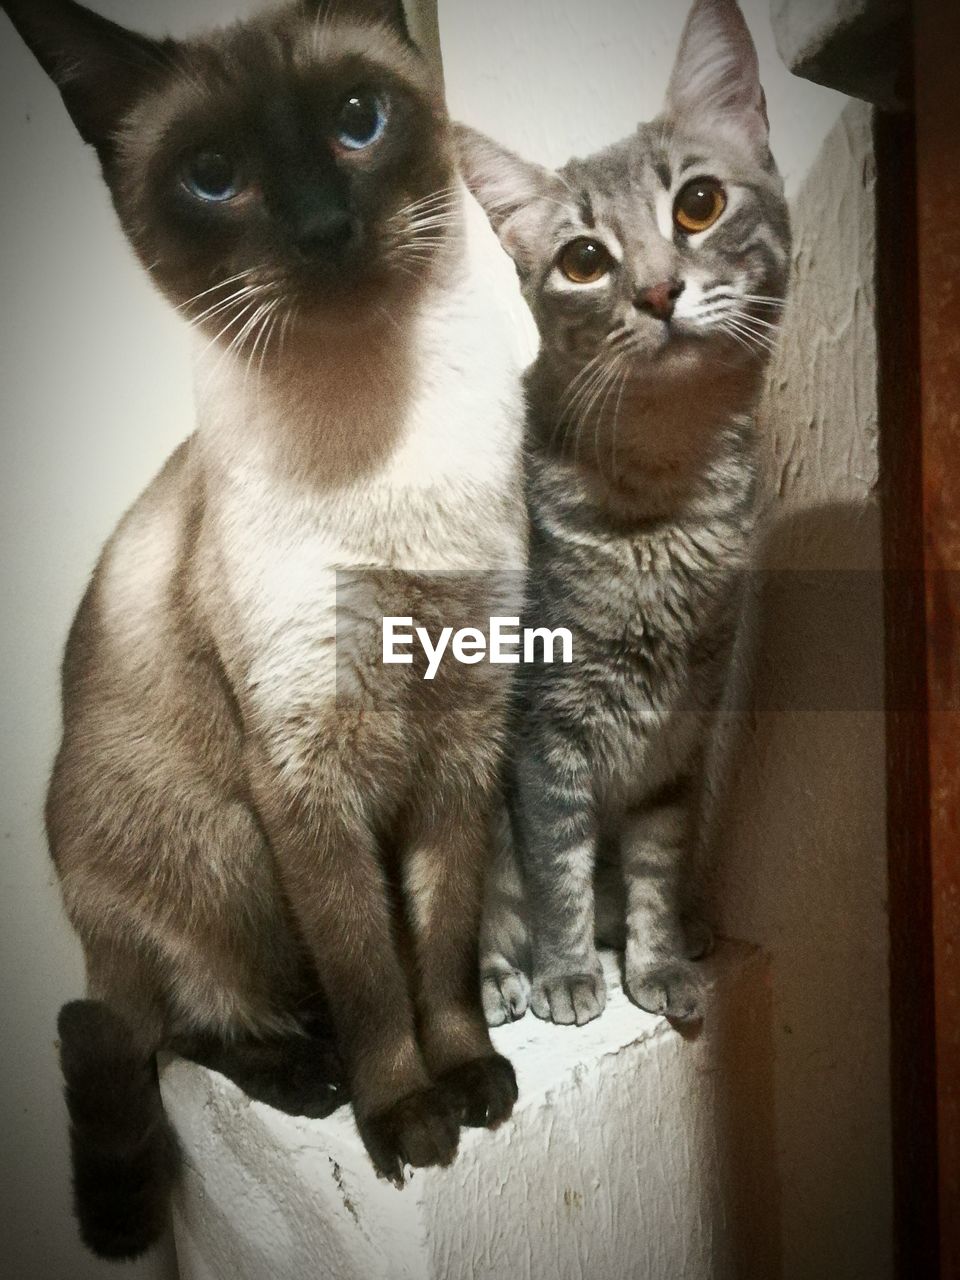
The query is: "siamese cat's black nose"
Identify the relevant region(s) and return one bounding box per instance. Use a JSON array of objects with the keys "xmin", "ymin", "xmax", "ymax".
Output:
[
  {"xmin": 292, "ymin": 208, "xmax": 358, "ymax": 259},
  {"xmin": 636, "ymin": 279, "xmax": 685, "ymax": 321}
]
